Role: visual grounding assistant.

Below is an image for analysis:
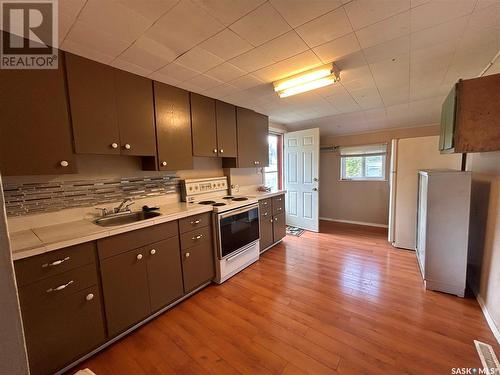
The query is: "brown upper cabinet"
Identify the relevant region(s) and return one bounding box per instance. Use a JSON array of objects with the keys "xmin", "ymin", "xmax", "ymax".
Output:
[
  {"xmin": 440, "ymin": 73, "xmax": 500, "ymax": 153},
  {"xmin": 154, "ymin": 82, "xmax": 193, "ymax": 171},
  {"xmin": 0, "ymin": 50, "xmax": 76, "ymax": 176},
  {"xmin": 190, "ymin": 93, "xmax": 218, "ymax": 157},
  {"xmin": 215, "ymin": 100, "xmax": 238, "ymax": 157},
  {"xmin": 223, "ymin": 107, "xmax": 269, "ymax": 168},
  {"xmin": 65, "ymin": 53, "xmax": 156, "ymax": 156}
]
